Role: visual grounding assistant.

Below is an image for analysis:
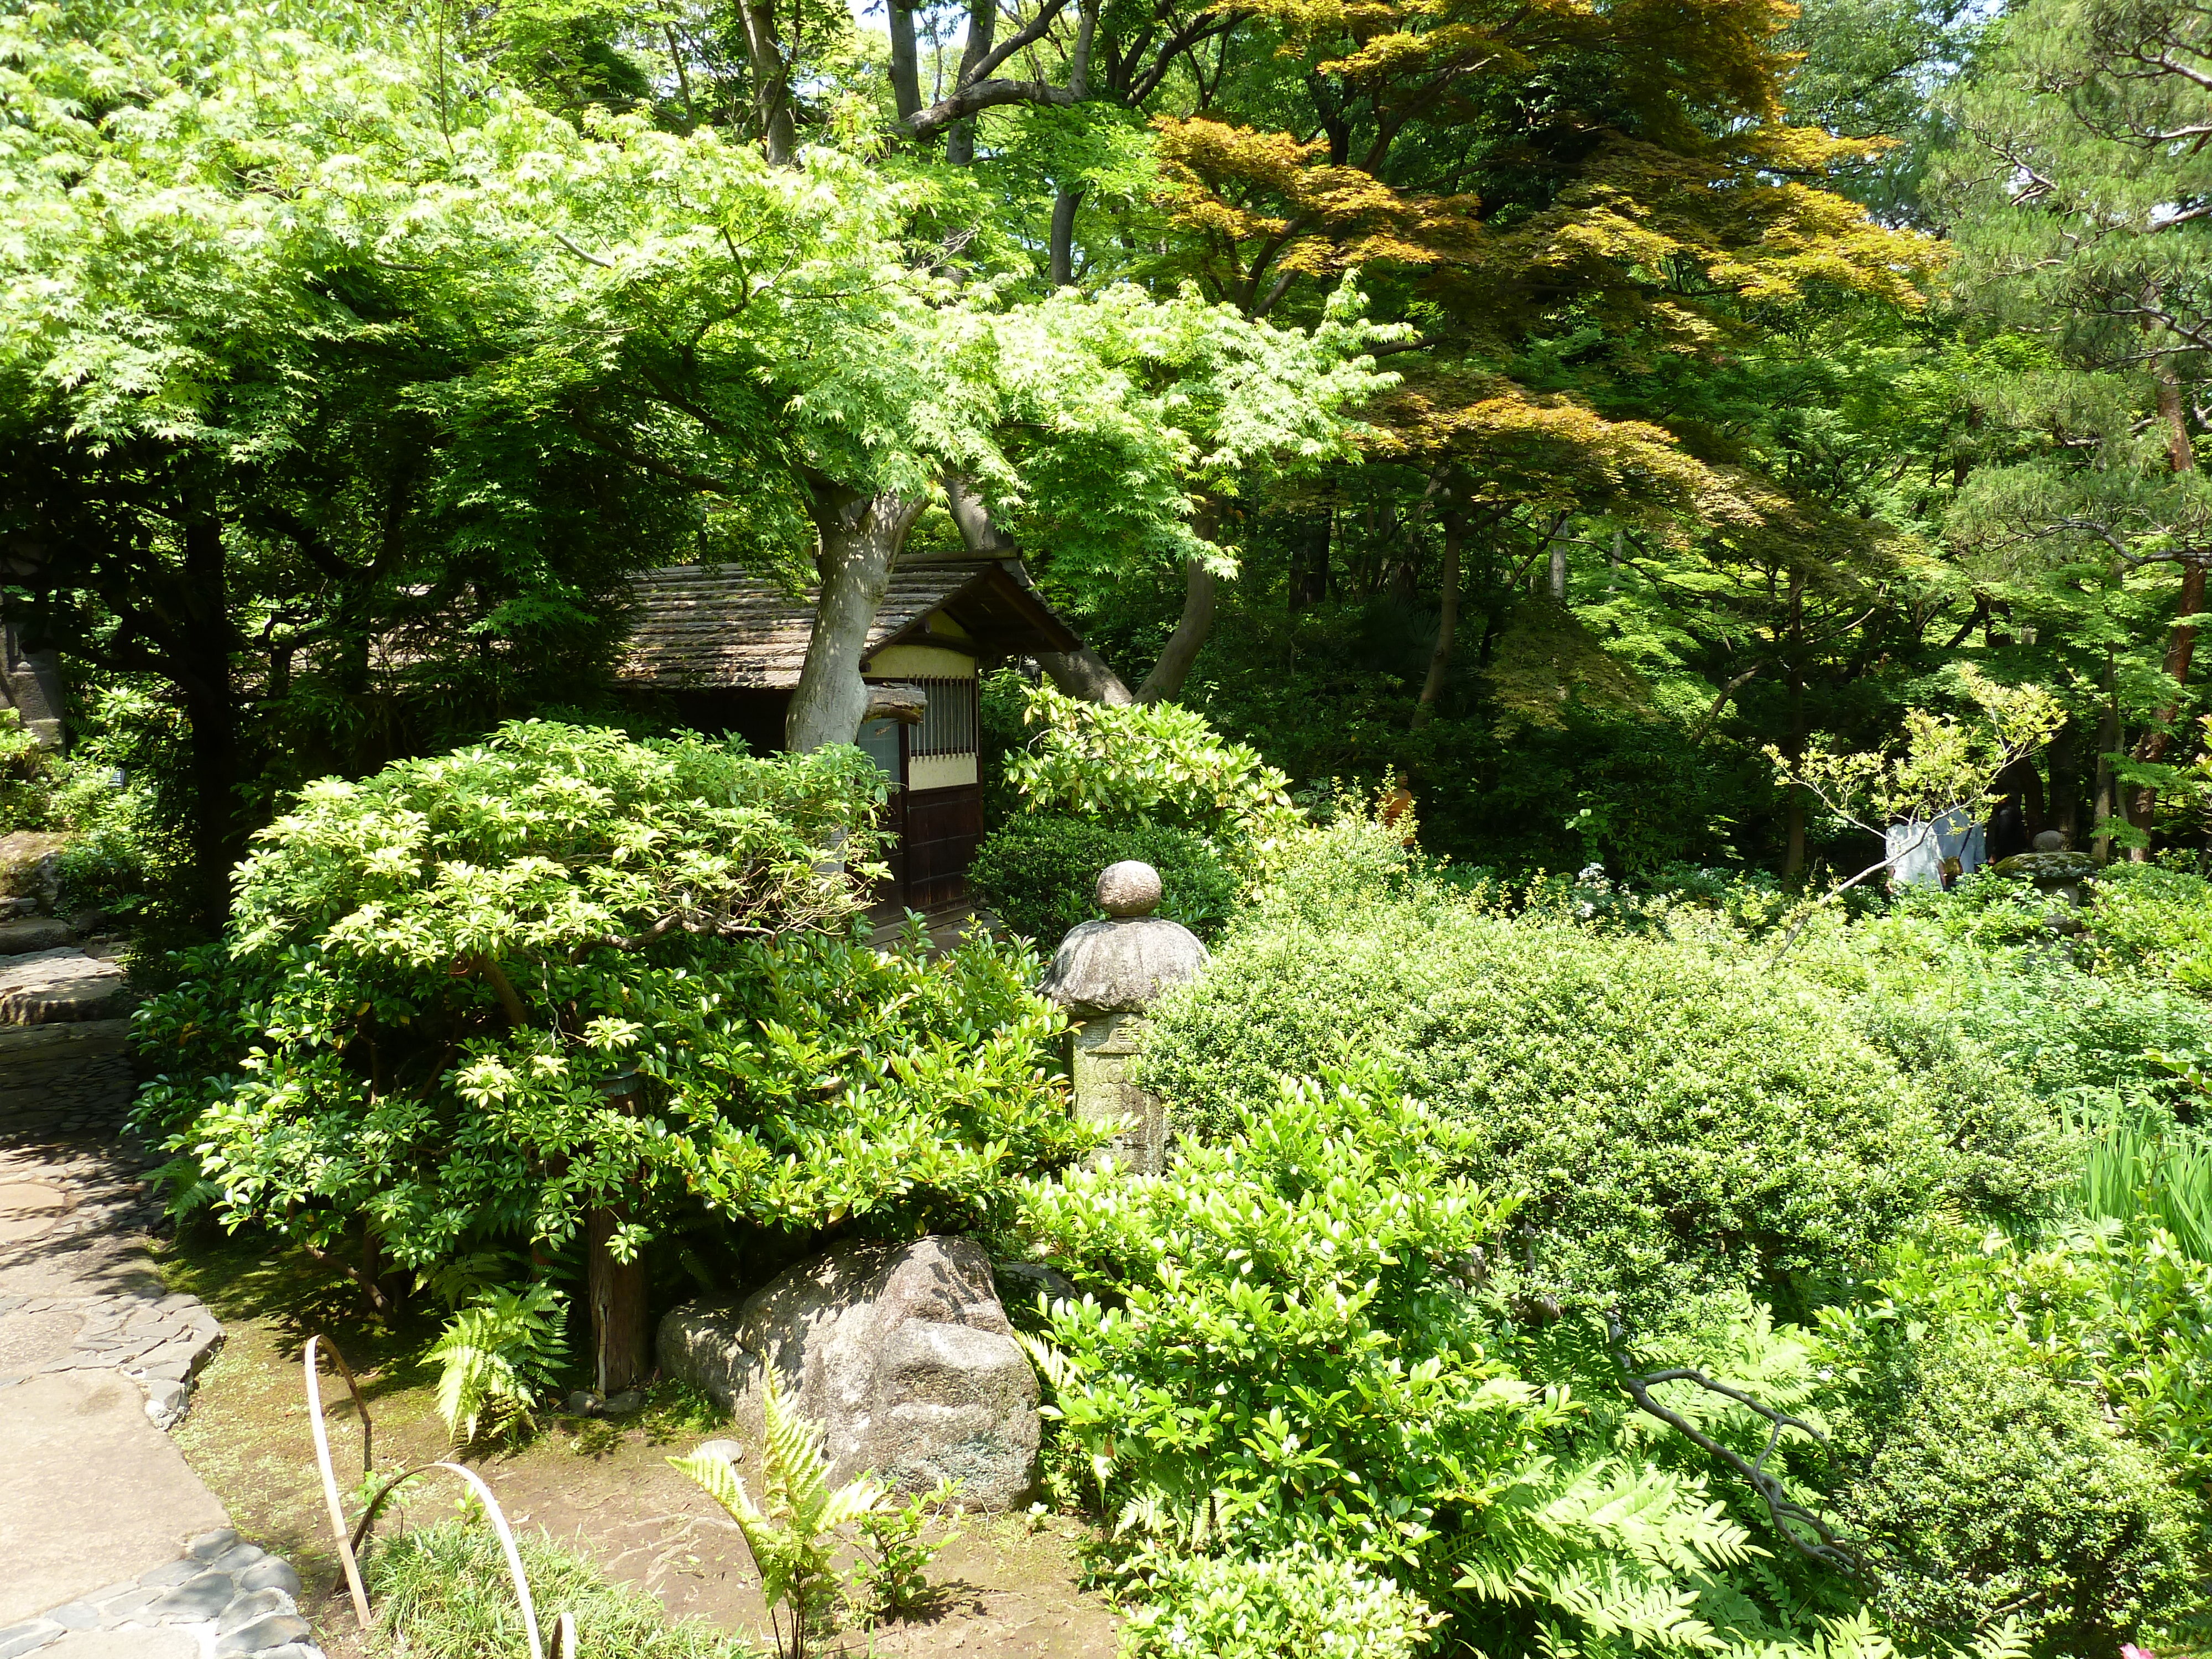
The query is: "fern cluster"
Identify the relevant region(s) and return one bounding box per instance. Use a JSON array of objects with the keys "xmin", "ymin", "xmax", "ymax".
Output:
[
  {"xmin": 427, "ymin": 1283, "xmax": 569, "ymax": 1447},
  {"xmin": 669, "ymin": 1368, "xmax": 884, "ymax": 1659}
]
